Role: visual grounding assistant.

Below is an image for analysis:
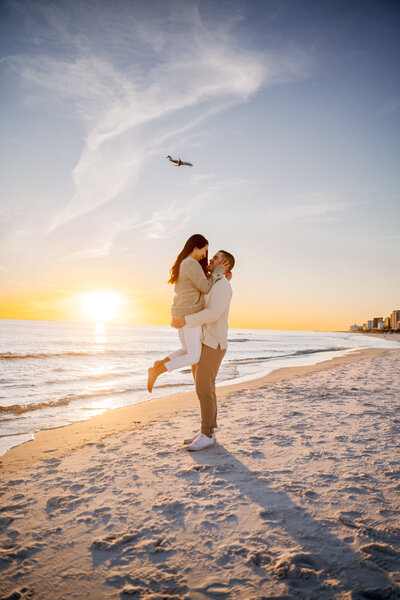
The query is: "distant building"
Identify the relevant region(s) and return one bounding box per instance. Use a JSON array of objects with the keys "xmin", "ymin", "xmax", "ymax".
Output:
[
  {"xmin": 356, "ymin": 312, "xmax": 400, "ymax": 331},
  {"xmin": 391, "ymin": 310, "xmax": 400, "ymax": 329},
  {"xmin": 372, "ymin": 317, "xmax": 383, "ymax": 328}
]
